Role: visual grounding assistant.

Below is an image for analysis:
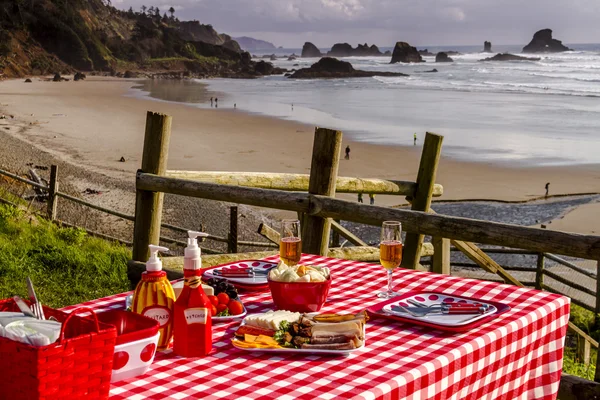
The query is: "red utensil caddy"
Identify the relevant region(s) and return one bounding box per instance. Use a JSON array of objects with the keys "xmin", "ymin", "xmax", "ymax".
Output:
[{"xmin": 0, "ymin": 298, "xmax": 117, "ymax": 400}]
